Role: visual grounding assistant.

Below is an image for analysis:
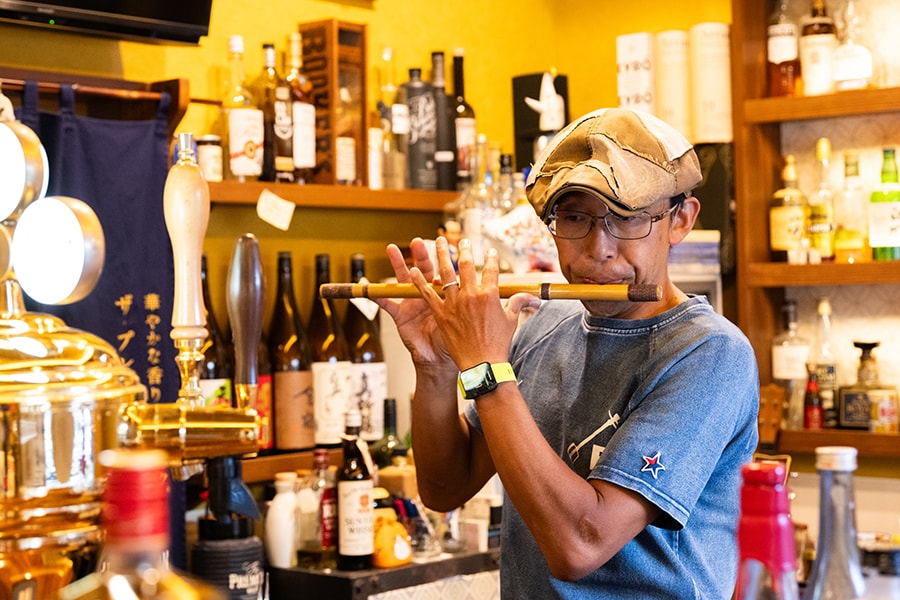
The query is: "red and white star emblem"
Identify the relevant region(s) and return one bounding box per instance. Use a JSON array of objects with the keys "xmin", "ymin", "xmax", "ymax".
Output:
[{"xmin": 641, "ymin": 451, "xmax": 666, "ymax": 479}]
